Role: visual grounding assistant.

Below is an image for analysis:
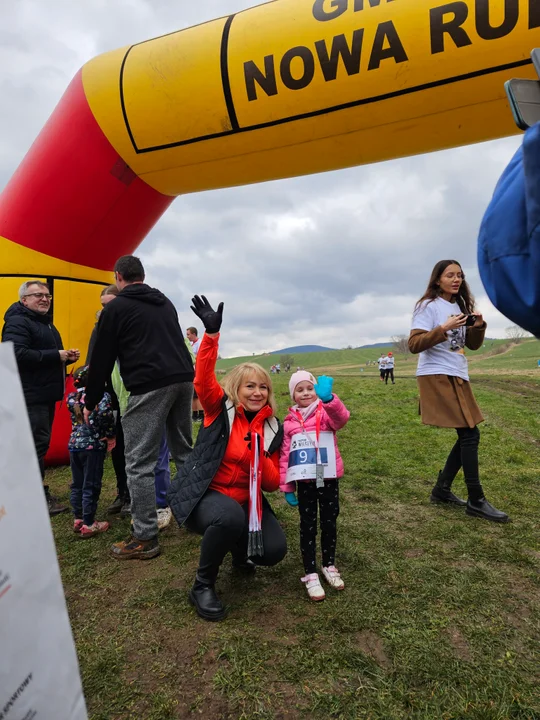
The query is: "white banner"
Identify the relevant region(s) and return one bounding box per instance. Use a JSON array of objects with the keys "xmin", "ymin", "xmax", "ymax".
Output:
[
  {"xmin": 286, "ymin": 430, "xmax": 337, "ymax": 482},
  {"xmin": 0, "ymin": 343, "xmax": 87, "ymax": 720}
]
